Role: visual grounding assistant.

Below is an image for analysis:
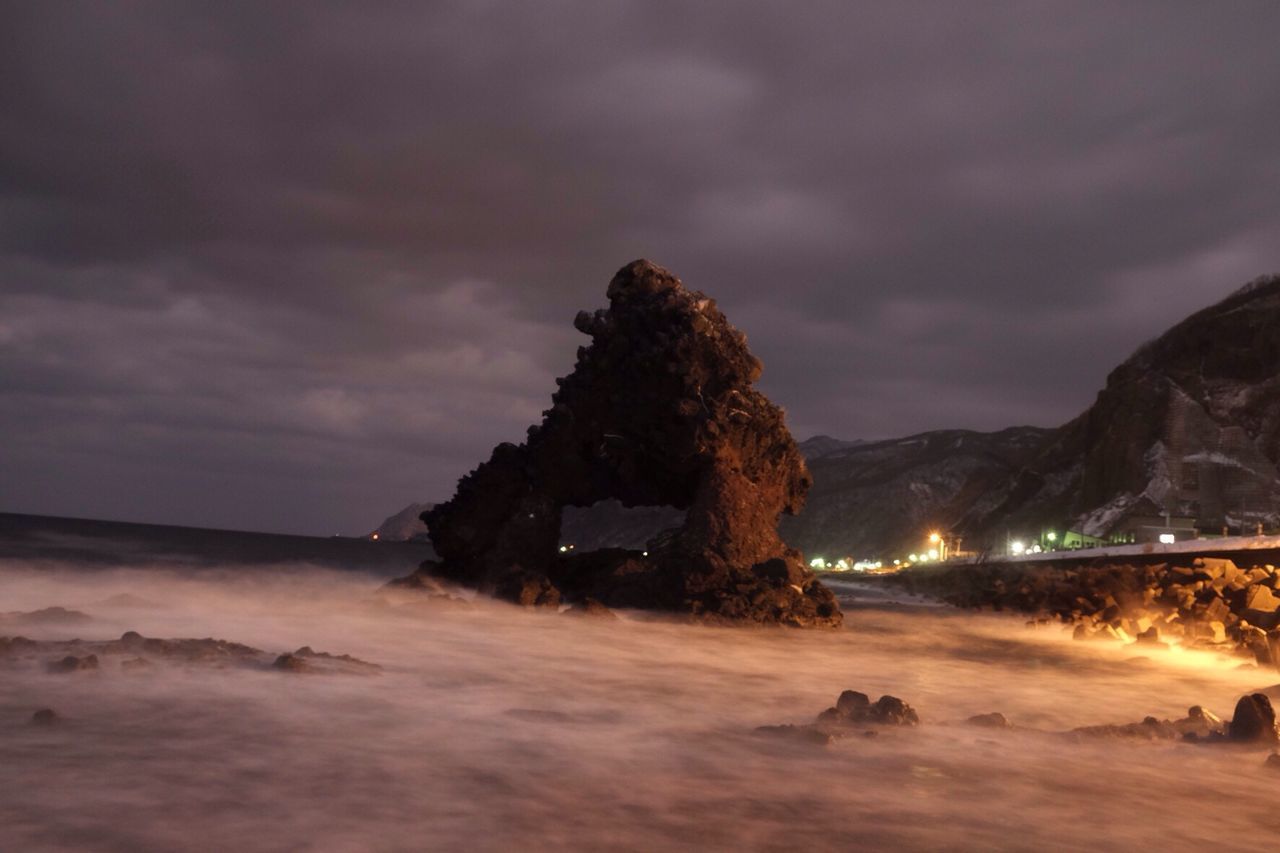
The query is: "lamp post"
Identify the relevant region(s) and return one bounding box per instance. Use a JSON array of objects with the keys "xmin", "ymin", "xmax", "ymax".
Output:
[{"xmin": 928, "ymin": 531, "xmax": 946, "ymax": 561}]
